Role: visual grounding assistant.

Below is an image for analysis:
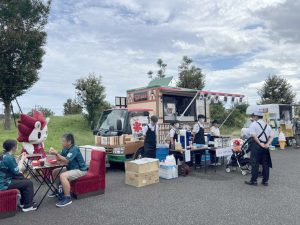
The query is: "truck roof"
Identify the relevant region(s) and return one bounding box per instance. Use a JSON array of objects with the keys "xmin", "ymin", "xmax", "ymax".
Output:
[{"xmin": 106, "ymin": 108, "xmax": 153, "ymax": 112}]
